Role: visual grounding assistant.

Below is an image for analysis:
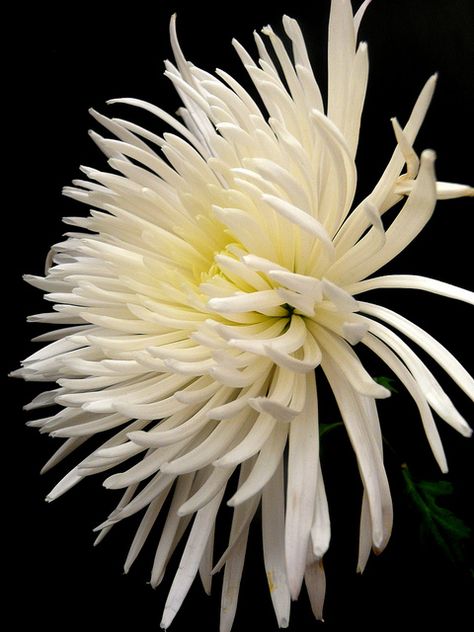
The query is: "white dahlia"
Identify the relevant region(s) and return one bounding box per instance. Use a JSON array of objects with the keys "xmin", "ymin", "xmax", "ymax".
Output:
[{"xmin": 15, "ymin": 0, "xmax": 473, "ymax": 629}]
